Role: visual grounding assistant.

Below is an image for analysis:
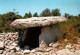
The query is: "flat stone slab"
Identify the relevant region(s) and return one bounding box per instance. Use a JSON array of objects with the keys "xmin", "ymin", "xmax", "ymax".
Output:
[{"xmin": 10, "ymin": 16, "xmax": 67, "ymax": 29}]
